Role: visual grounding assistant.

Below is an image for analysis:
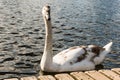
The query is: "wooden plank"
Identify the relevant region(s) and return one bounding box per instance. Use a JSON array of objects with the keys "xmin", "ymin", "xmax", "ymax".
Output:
[
  {"xmin": 70, "ymin": 72, "xmax": 94, "ymax": 80},
  {"xmin": 4, "ymin": 78, "xmax": 18, "ymax": 80},
  {"xmin": 4, "ymin": 68, "xmax": 120, "ymax": 80},
  {"xmin": 112, "ymin": 68, "xmax": 120, "ymax": 75},
  {"xmin": 99, "ymin": 70, "xmax": 120, "ymax": 80},
  {"xmin": 85, "ymin": 70, "xmax": 111, "ymax": 80},
  {"xmin": 20, "ymin": 76, "xmax": 37, "ymax": 80},
  {"xmin": 55, "ymin": 73, "xmax": 74, "ymax": 80},
  {"xmin": 38, "ymin": 75, "xmax": 56, "ymax": 80}
]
